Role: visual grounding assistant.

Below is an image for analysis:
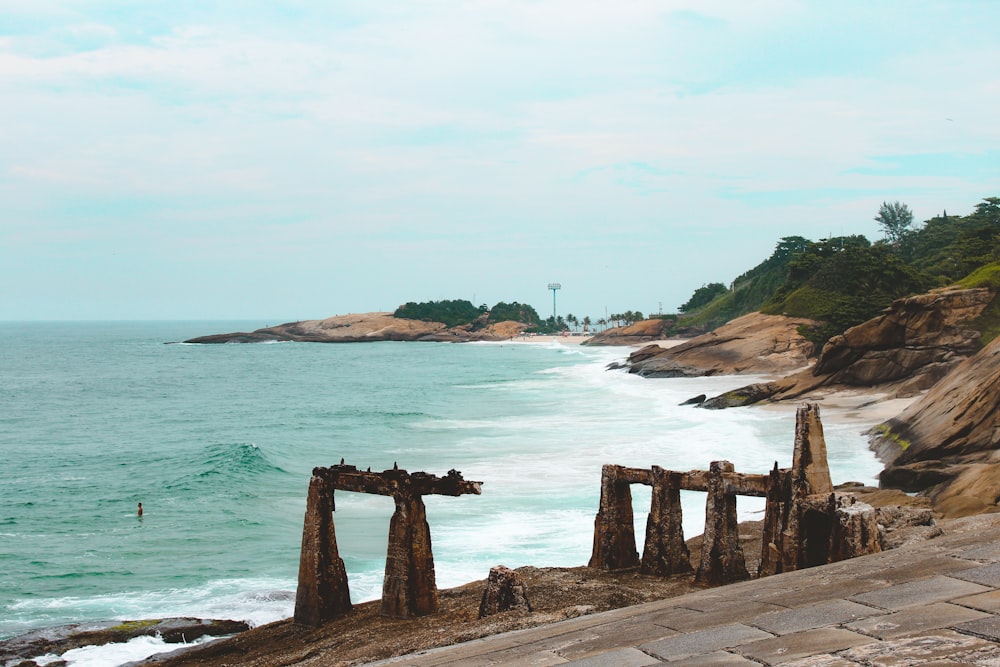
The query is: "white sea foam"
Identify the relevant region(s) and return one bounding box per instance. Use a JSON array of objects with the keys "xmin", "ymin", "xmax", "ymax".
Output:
[
  {"xmin": 5, "ymin": 578, "xmax": 295, "ymax": 638},
  {"xmin": 34, "ymin": 633, "xmax": 220, "ymax": 667}
]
